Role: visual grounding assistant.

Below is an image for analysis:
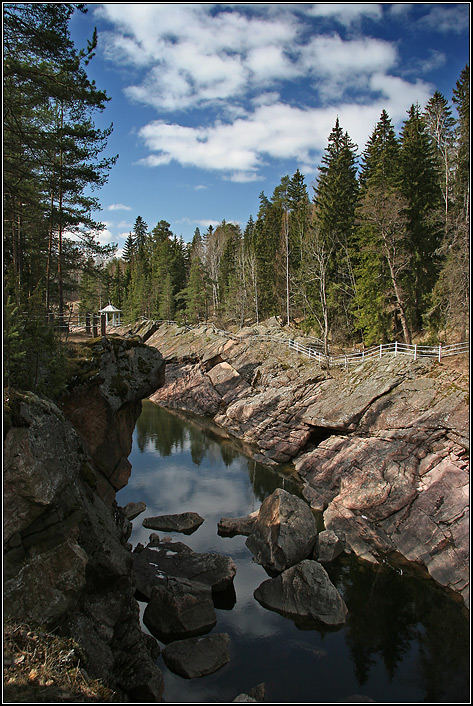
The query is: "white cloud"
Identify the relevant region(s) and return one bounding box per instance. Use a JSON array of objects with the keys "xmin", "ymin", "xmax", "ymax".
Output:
[
  {"xmin": 224, "ymin": 171, "xmax": 264, "ymax": 183},
  {"xmin": 136, "ymin": 68, "xmax": 433, "ymax": 181},
  {"xmin": 96, "ymin": 4, "xmax": 300, "ymax": 111},
  {"xmin": 305, "ymin": 3, "xmax": 383, "ymax": 26},
  {"xmin": 301, "ymin": 35, "xmax": 397, "ymax": 79},
  {"xmin": 108, "ymin": 203, "xmax": 132, "ymax": 211},
  {"xmin": 388, "ymin": 4, "xmax": 414, "ymax": 17},
  {"xmin": 419, "ymin": 4, "xmax": 470, "ymax": 34},
  {"xmin": 96, "ymin": 3, "xmax": 443, "ymax": 181}
]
